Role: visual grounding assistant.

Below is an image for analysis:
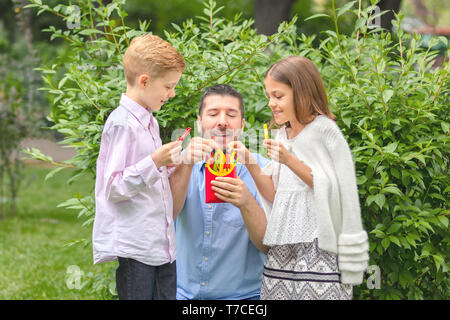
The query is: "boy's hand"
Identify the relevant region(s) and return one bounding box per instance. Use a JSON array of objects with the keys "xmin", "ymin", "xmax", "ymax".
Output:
[
  {"xmin": 182, "ymin": 137, "xmax": 219, "ymax": 165},
  {"xmin": 152, "ymin": 140, "xmax": 183, "ymax": 168}
]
